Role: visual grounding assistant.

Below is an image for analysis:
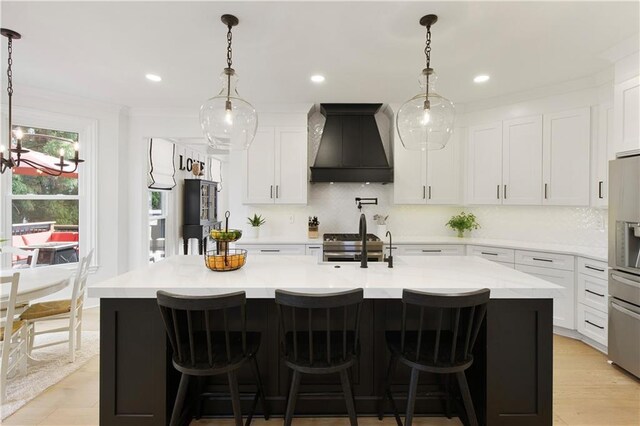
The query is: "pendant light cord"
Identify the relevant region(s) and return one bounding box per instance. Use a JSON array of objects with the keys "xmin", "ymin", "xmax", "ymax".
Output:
[
  {"xmin": 7, "ymin": 35, "xmax": 13, "ymax": 147},
  {"xmin": 226, "ymin": 24, "xmax": 233, "ymax": 102},
  {"xmin": 424, "ymin": 24, "xmax": 431, "ymax": 106}
]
